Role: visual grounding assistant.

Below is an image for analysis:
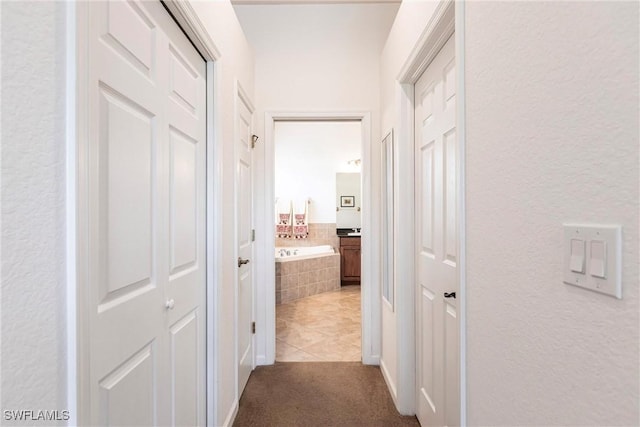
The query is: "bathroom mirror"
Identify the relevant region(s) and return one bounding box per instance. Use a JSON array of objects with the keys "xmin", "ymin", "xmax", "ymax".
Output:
[{"xmin": 336, "ymin": 173, "xmax": 361, "ymax": 229}]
